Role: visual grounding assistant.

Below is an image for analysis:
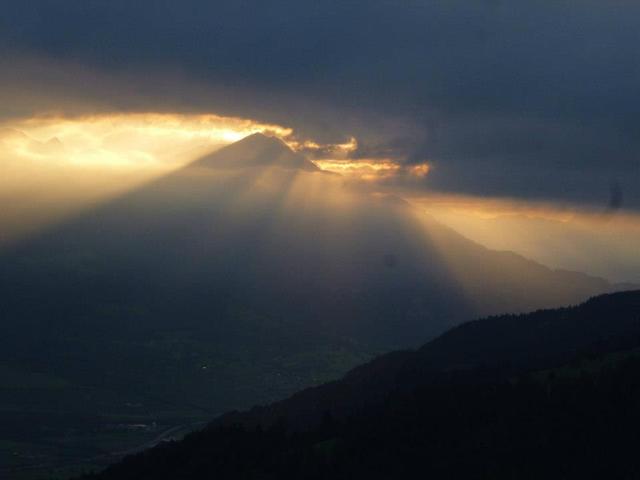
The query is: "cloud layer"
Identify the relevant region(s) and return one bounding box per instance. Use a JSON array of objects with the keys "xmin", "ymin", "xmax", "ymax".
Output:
[{"xmin": 1, "ymin": 1, "xmax": 639, "ymax": 207}]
